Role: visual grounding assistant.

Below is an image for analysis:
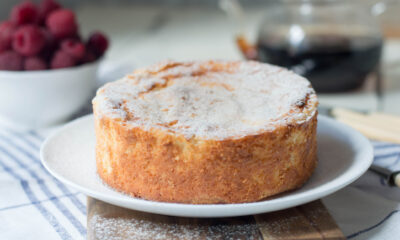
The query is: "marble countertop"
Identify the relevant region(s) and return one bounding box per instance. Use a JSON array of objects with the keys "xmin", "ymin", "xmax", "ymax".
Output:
[{"xmin": 76, "ymin": 5, "xmax": 400, "ymax": 114}]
